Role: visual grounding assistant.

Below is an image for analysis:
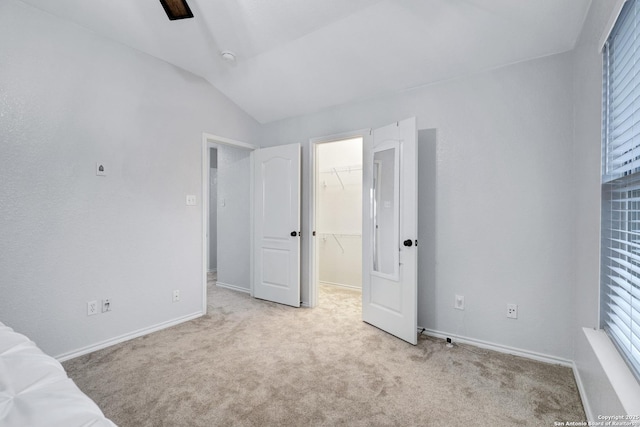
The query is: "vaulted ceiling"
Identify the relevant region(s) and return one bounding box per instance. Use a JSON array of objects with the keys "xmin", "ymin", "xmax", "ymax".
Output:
[{"xmin": 19, "ymin": 0, "xmax": 592, "ymax": 123}]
